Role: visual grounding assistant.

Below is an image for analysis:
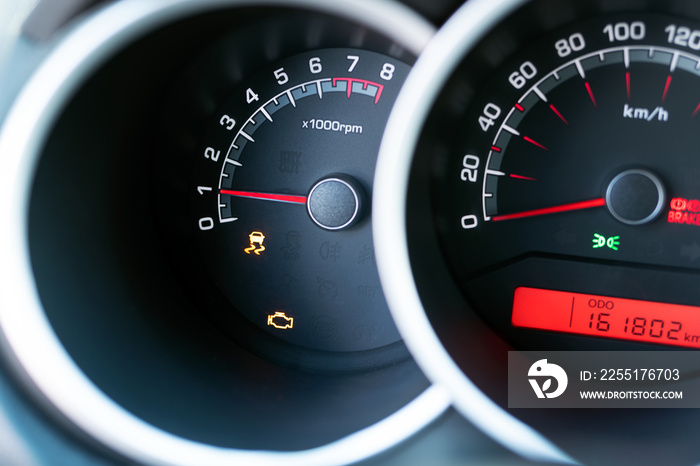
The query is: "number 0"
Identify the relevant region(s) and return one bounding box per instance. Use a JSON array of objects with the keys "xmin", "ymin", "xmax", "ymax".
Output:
[
  {"xmin": 198, "ymin": 217, "xmax": 214, "ymax": 231},
  {"xmin": 461, "ymin": 215, "xmax": 478, "ymax": 229}
]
